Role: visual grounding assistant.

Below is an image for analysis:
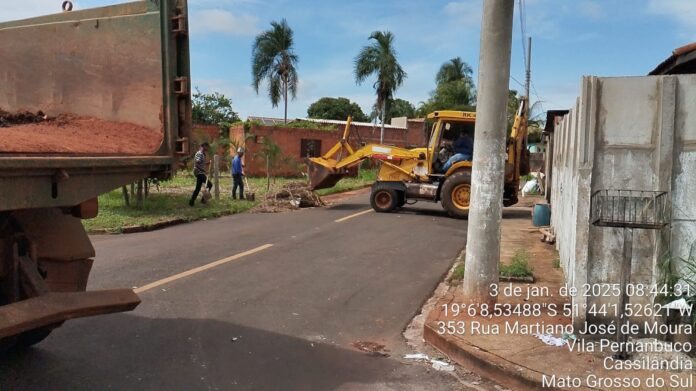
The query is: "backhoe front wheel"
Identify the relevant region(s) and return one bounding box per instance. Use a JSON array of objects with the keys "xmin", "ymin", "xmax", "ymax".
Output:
[
  {"xmin": 441, "ymin": 171, "xmax": 471, "ymax": 219},
  {"xmin": 370, "ymin": 184, "xmax": 399, "ymax": 213}
]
